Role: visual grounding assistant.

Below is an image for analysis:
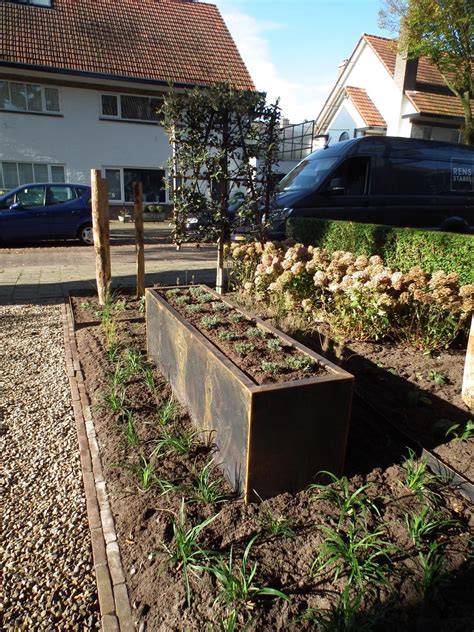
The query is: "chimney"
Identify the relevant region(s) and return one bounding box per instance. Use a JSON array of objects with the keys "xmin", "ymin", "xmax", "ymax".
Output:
[{"xmin": 394, "ymin": 49, "xmax": 418, "ymax": 92}]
